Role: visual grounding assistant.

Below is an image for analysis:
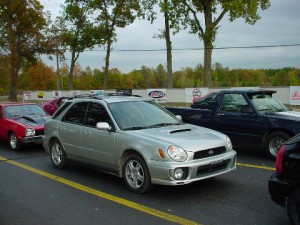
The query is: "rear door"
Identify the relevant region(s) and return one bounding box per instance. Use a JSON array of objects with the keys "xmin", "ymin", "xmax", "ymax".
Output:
[
  {"xmin": 212, "ymin": 93, "xmax": 265, "ymax": 149},
  {"xmin": 58, "ymin": 102, "xmax": 88, "ymax": 159},
  {"xmin": 80, "ymin": 102, "xmax": 117, "ymax": 171}
]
